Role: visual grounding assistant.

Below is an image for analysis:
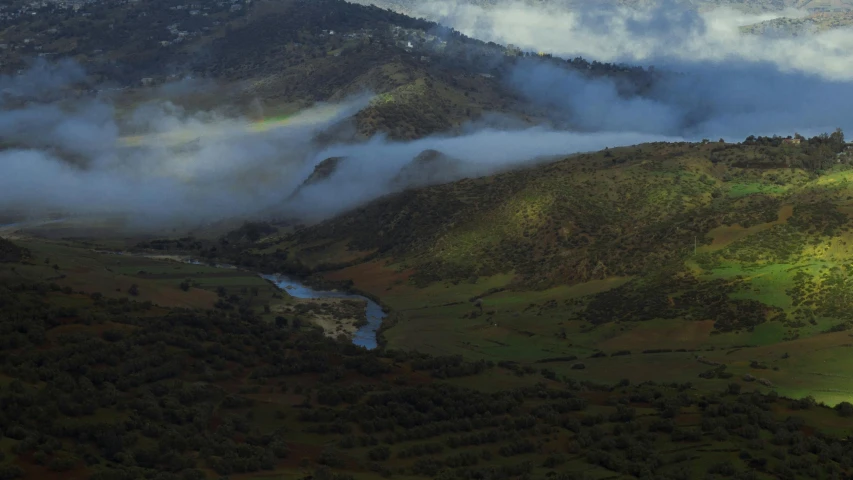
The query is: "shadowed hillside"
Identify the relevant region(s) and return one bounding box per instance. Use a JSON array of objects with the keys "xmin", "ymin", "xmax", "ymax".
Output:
[{"xmin": 0, "ymin": 237, "xmax": 29, "ymax": 263}]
